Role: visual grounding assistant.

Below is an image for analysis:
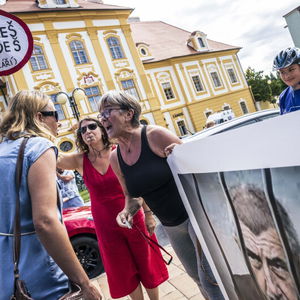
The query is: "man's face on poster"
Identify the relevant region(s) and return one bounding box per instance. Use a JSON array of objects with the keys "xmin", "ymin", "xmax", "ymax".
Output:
[{"xmin": 241, "ymin": 222, "xmax": 298, "ymax": 300}]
